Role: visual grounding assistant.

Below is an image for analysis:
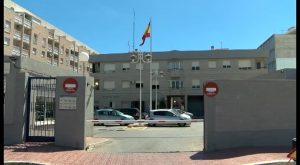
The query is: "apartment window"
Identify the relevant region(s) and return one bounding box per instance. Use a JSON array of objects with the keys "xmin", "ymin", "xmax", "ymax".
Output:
[
  {"xmin": 42, "ymin": 38, "xmax": 46, "ymax": 47},
  {"xmin": 169, "ymin": 80, "xmax": 184, "ymax": 89},
  {"xmin": 136, "ymin": 81, "xmax": 144, "ymax": 88},
  {"xmin": 238, "ymin": 59, "xmax": 252, "ymax": 70},
  {"xmin": 208, "ymin": 61, "xmax": 217, "ymax": 68},
  {"xmin": 33, "ymin": 34, "xmax": 38, "ymax": 44},
  {"xmin": 66, "ymin": 60, "xmax": 69, "ymax": 66},
  {"xmin": 168, "ymin": 61, "xmax": 182, "ymax": 70},
  {"xmin": 103, "ymin": 81, "xmax": 115, "ymax": 90},
  {"xmin": 222, "ymin": 60, "xmax": 231, "ymax": 68},
  {"xmin": 152, "ymin": 79, "xmax": 160, "ymax": 89},
  {"xmin": 60, "ymin": 58, "xmax": 63, "ymax": 64},
  {"xmin": 4, "ymin": 37, "xmax": 10, "ymax": 46},
  {"xmin": 41, "ymin": 51, "xmax": 45, "ymax": 57},
  {"xmin": 32, "ymin": 48, "xmax": 37, "ymax": 55},
  {"xmin": 5, "ymin": 20, "xmax": 11, "ymax": 33},
  {"xmin": 136, "ymin": 63, "xmax": 144, "ymax": 70},
  {"xmin": 192, "ymin": 80, "xmax": 200, "ymax": 88},
  {"xmin": 192, "ymin": 61, "xmax": 200, "ymax": 70},
  {"xmin": 104, "ymin": 64, "xmax": 116, "ymax": 72},
  {"xmin": 151, "ymin": 62, "xmax": 159, "ymax": 71},
  {"xmin": 122, "ymin": 81, "xmax": 130, "ymax": 88},
  {"xmin": 122, "ymin": 63, "xmax": 130, "ymax": 71}
]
